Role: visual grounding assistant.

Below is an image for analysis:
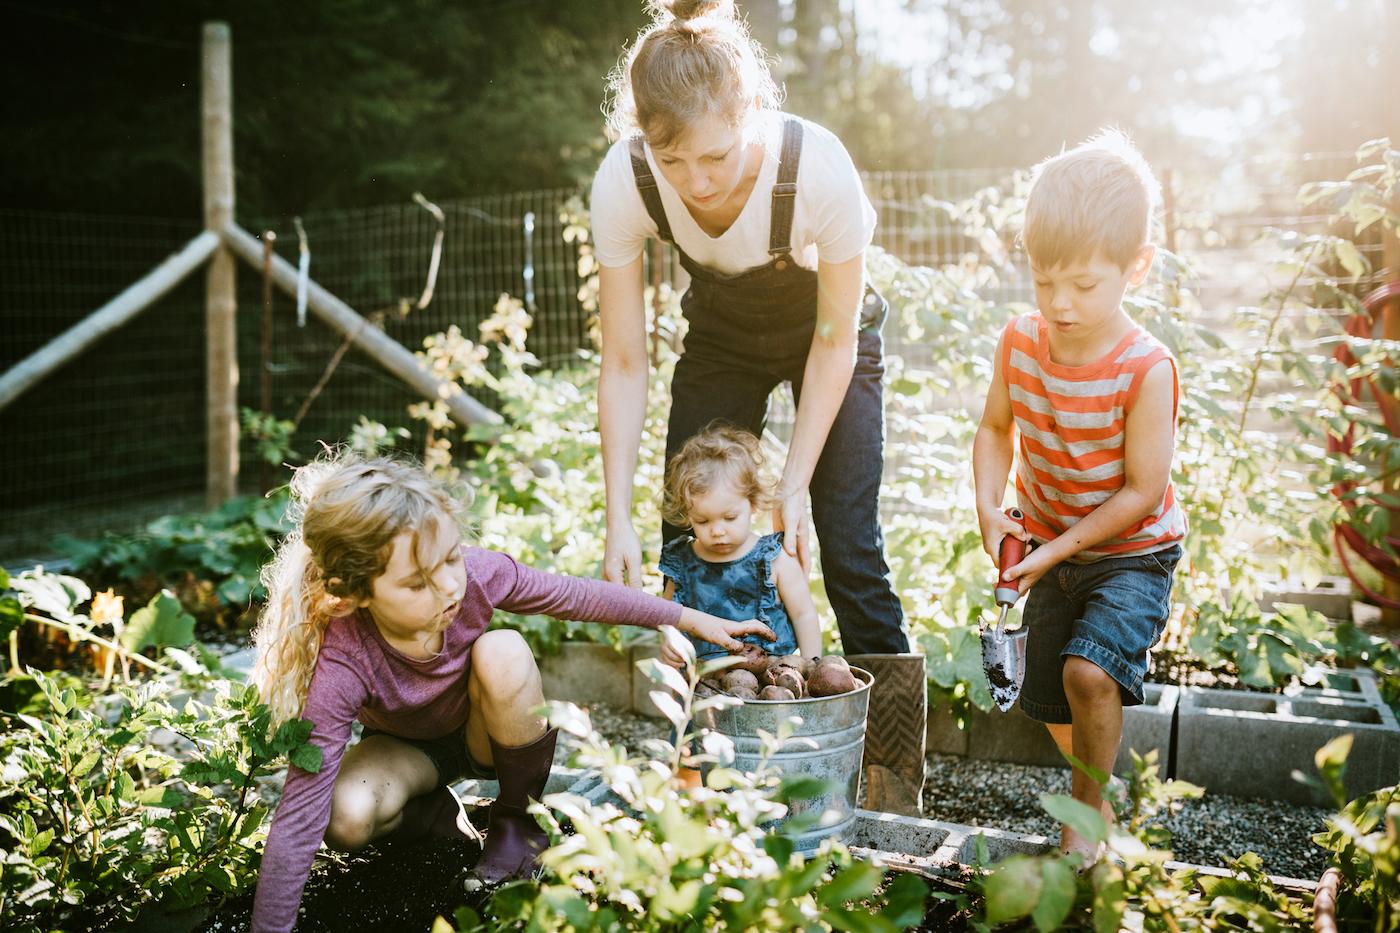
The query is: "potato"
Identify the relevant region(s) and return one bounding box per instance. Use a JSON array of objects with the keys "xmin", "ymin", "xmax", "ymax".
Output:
[
  {"xmin": 720, "ymin": 669, "xmax": 759, "ymax": 694},
  {"xmin": 758, "ymin": 685, "xmax": 797, "ymax": 701},
  {"xmin": 807, "ymin": 662, "xmax": 857, "ymax": 697},
  {"xmin": 730, "ymin": 643, "xmax": 772, "ymax": 676},
  {"xmin": 798, "ymin": 656, "xmax": 822, "ymax": 679},
  {"xmin": 815, "ymin": 655, "xmax": 851, "ymax": 673},
  {"xmin": 762, "ymin": 665, "xmax": 805, "ymax": 697},
  {"xmin": 730, "ymin": 685, "xmax": 759, "ymax": 701}
]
